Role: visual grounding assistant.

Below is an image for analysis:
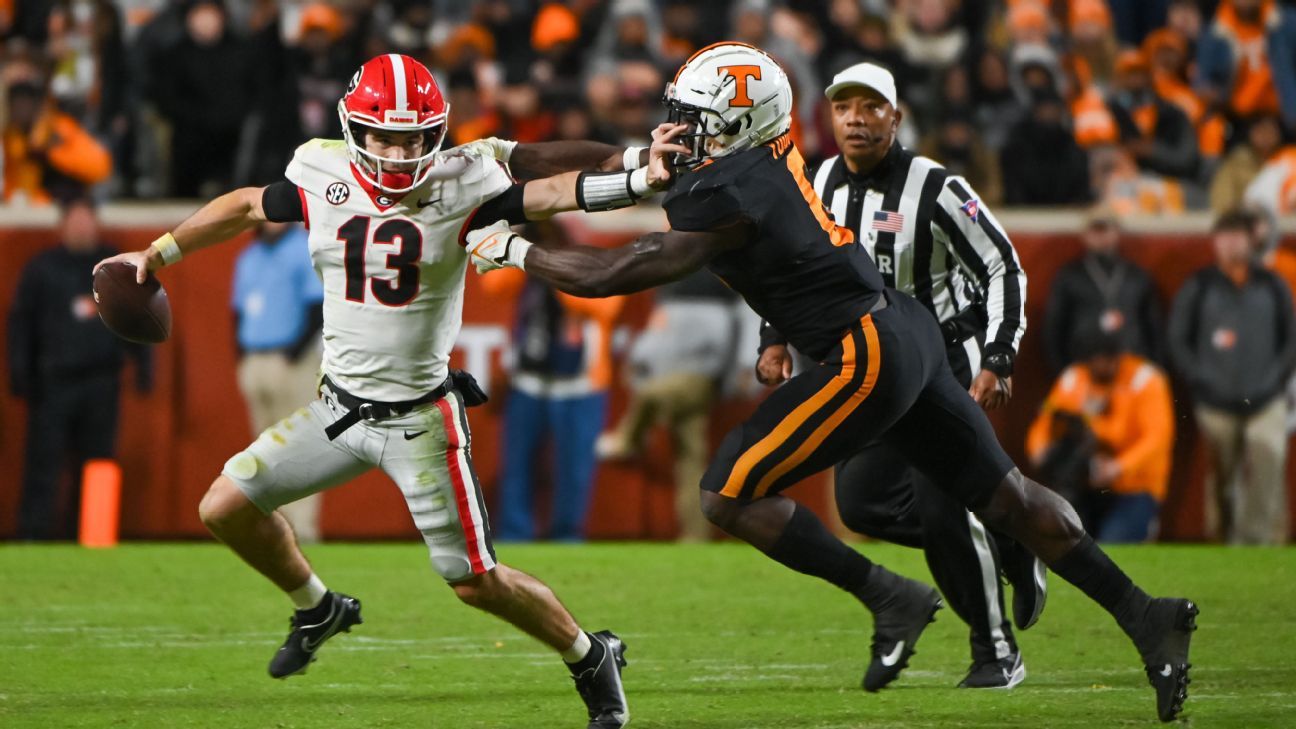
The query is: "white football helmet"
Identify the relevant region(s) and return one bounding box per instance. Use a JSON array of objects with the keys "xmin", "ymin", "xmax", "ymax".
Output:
[{"xmin": 663, "ymin": 42, "xmax": 794, "ymax": 168}]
